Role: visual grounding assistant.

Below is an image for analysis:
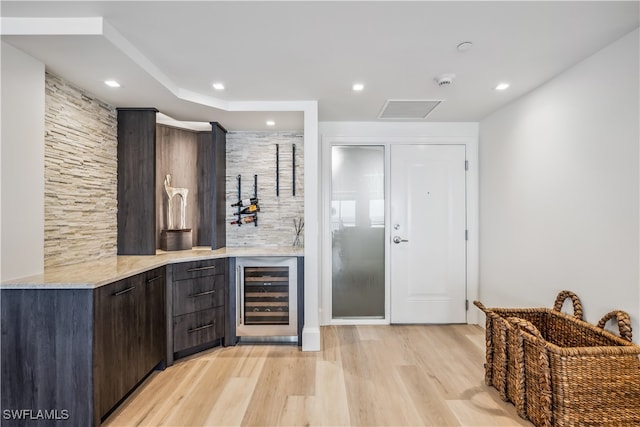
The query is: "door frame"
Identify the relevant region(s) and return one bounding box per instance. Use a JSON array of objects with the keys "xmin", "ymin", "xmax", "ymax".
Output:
[{"xmin": 320, "ymin": 134, "xmax": 479, "ymax": 326}]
